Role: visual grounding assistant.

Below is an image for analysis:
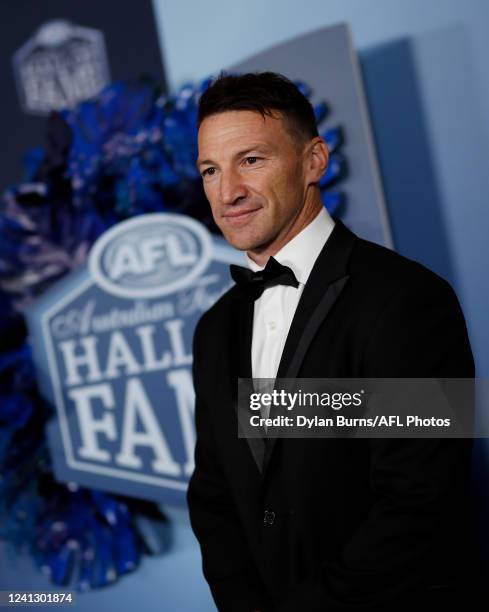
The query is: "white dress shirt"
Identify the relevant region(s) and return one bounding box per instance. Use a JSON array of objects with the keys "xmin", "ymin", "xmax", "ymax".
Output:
[{"xmin": 247, "ymin": 207, "xmax": 335, "ymax": 382}]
